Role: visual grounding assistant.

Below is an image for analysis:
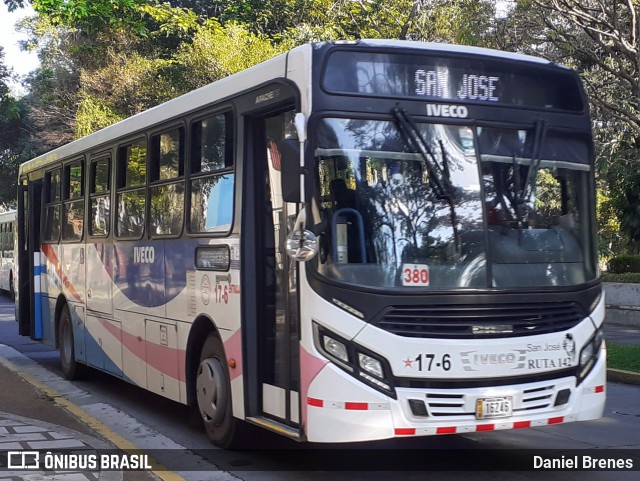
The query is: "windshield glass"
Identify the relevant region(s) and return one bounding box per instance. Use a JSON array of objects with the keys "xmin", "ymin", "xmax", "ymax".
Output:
[{"xmin": 311, "ymin": 118, "xmax": 597, "ymax": 289}]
